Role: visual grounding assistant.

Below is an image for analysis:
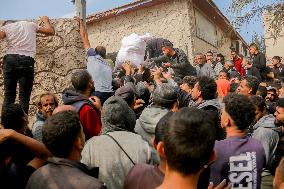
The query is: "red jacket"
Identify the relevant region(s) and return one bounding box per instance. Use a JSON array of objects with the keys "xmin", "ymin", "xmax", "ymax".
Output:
[
  {"xmin": 234, "ymin": 58, "xmax": 244, "ymax": 77},
  {"xmin": 79, "ymin": 104, "xmax": 102, "ymax": 140}
]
